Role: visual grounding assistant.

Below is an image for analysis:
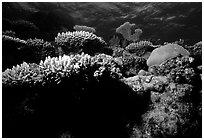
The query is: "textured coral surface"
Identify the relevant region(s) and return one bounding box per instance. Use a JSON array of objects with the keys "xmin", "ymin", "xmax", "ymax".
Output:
[{"xmin": 2, "ymin": 2, "xmax": 202, "ymax": 138}]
